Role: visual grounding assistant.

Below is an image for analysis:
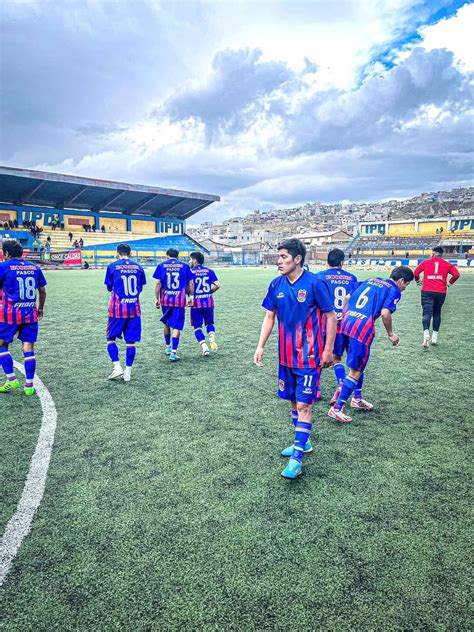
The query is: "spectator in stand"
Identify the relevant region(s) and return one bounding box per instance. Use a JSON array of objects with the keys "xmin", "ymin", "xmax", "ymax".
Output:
[
  {"xmin": 46, "ymin": 235, "xmax": 52, "ymax": 248},
  {"xmin": 78, "ymin": 237, "xmax": 84, "ymax": 249},
  {"xmin": 60, "ymin": 222, "xmax": 65, "ymax": 230},
  {"xmin": 13, "ymin": 219, "xmax": 18, "ymax": 228},
  {"xmin": 32, "ymin": 239, "xmax": 41, "ymax": 252},
  {"xmin": 73, "ymin": 239, "xmax": 80, "ymax": 249},
  {"xmin": 92, "ymin": 224, "xmax": 96, "ymax": 232},
  {"xmin": 68, "ymin": 231, "xmax": 73, "ymax": 243},
  {"xmin": 8, "ymin": 220, "xmax": 14, "ymax": 229},
  {"xmin": 101, "ymin": 225, "xmax": 106, "ymax": 233}
]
